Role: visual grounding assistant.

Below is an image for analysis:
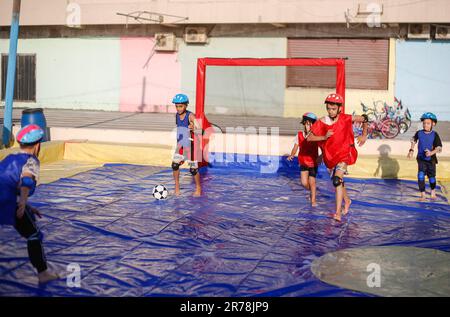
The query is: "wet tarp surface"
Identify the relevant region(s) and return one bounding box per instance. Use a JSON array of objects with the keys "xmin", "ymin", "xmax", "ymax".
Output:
[{"xmin": 1, "ymin": 156, "xmax": 449, "ymax": 296}]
